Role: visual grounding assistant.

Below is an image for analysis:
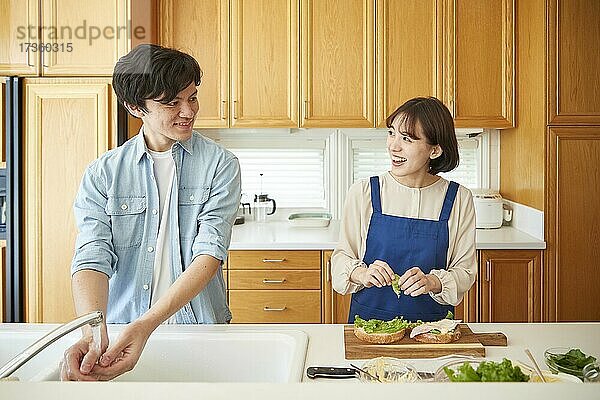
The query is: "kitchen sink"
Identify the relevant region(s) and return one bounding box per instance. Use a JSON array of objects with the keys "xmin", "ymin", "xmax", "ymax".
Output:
[{"xmin": 0, "ymin": 325, "xmax": 308, "ymax": 382}]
